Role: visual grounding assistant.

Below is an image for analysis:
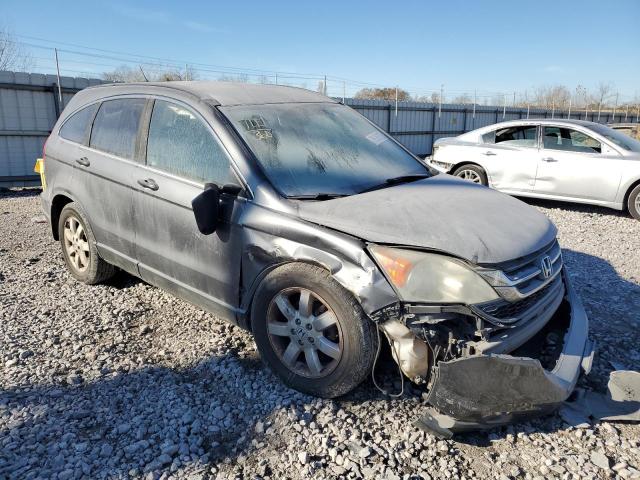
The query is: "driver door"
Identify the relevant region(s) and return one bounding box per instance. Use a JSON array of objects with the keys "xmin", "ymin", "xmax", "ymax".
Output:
[{"xmin": 132, "ymin": 98, "xmax": 245, "ymax": 321}]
